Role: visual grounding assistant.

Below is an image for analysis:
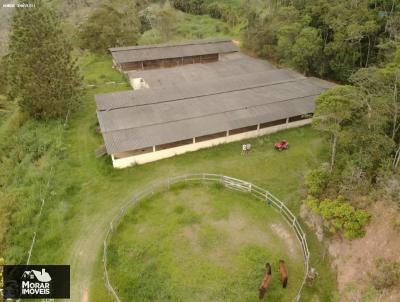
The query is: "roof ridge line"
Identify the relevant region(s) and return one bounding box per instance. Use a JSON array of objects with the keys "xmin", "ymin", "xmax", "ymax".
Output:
[
  {"xmin": 98, "ymin": 76, "xmax": 307, "ymax": 112},
  {"xmin": 100, "ymin": 94, "xmax": 318, "ymax": 134},
  {"xmin": 109, "ymin": 39, "xmax": 233, "ymax": 52}
]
